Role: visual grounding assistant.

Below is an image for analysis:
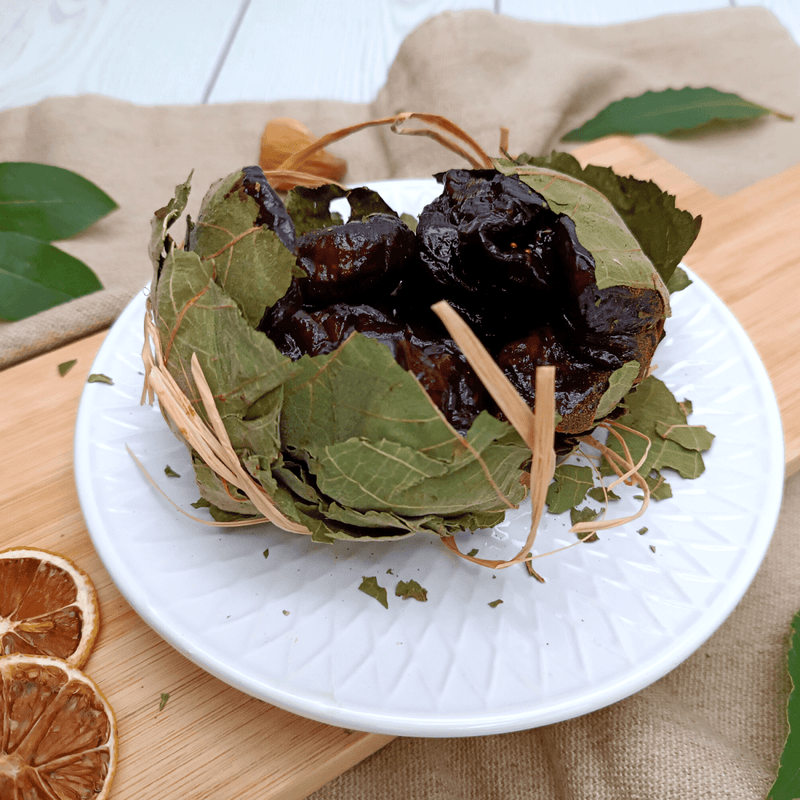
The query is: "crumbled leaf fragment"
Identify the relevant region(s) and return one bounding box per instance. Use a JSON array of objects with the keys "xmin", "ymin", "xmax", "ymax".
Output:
[
  {"xmin": 588, "ymin": 486, "xmax": 620, "ymax": 503},
  {"xmin": 571, "ymin": 506, "xmax": 599, "ymax": 527},
  {"xmin": 667, "ymin": 266, "xmax": 692, "ymax": 294},
  {"xmin": 768, "ymin": 610, "xmax": 800, "ymax": 800},
  {"xmin": 572, "ymin": 506, "xmax": 600, "ymax": 542},
  {"xmin": 57, "ymin": 359, "xmax": 77, "ymax": 376},
  {"xmin": 649, "ymin": 545, "xmax": 656, "ymax": 553},
  {"xmin": 282, "ymin": 609, "xmax": 290, "ymax": 616},
  {"xmin": 467, "ymin": 548, "xmax": 479, "ymax": 557},
  {"xmin": 546, "ymin": 464, "xmax": 594, "ymax": 515},
  {"xmin": 359, "ymin": 576, "xmax": 388, "ymax": 609},
  {"xmin": 262, "ymin": 548, "xmax": 269, "ymax": 559},
  {"xmin": 400, "ymin": 212, "xmax": 418, "ymax": 231},
  {"xmin": 395, "ymin": 579, "xmax": 428, "ymax": 602},
  {"xmin": 526, "ymin": 561, "xmax": 546, "ymax": 583},
  {"xmin": 646, "ymin": 471, "xmax": 673, "ymax": 500},
  {"xmin": 488, "ymin": 599, "xmax": 503, "ymax": 608},
  {"xmin": 158, "ymin": 693, "xmax": 170, "ymax": 711},
  {"xmin": 638, "ymin": 527, "xmax": 649, "ymax": 535},
  {"xmin": 87, "ymin": 373, "xmax": 114, "ymax": 385},
  {"xmin": 164, "ymin": 465, "xmax": 181, "ymax": 478}
]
